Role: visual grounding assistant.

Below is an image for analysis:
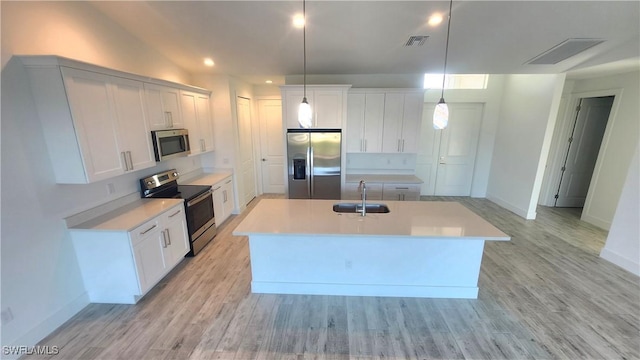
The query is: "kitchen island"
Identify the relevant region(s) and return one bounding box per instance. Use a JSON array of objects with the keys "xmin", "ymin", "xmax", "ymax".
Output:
[{"xmin": 233, "ymin": 199, "xmax": 510, "ymax": 299}]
